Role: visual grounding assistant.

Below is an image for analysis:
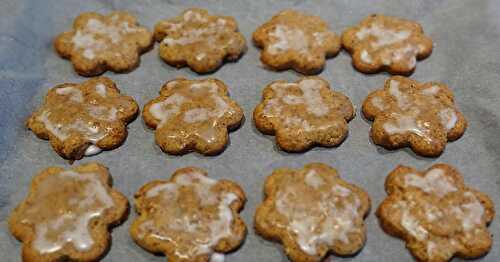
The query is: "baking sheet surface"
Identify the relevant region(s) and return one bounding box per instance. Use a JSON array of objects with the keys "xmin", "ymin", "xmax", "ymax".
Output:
[{"xmin": 1, "ymin": 0, "xmax": 500, "ymax": 261}]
